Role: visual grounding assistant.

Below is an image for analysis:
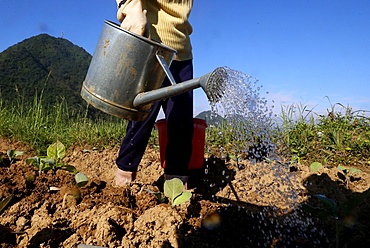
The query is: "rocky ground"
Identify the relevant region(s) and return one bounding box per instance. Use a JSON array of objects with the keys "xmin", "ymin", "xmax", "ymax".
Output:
[{"xmin": 1, "ymin": 136, "xmax": 370, "ymax": 247}]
